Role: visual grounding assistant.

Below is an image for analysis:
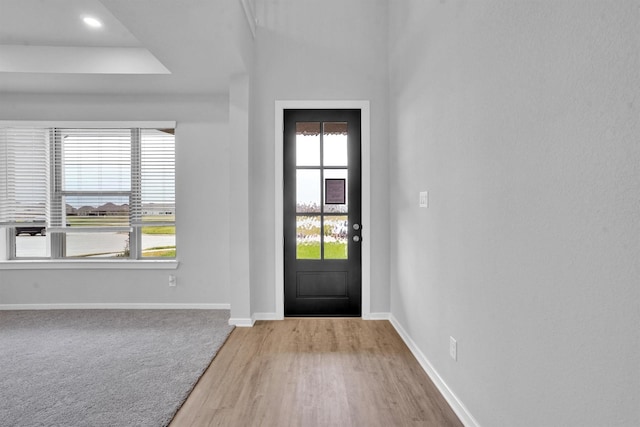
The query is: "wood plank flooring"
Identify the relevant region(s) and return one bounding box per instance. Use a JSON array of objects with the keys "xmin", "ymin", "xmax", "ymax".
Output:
[{"xmin": 170, "ymin": 319, "xmax": 462, "ymax": 427}]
